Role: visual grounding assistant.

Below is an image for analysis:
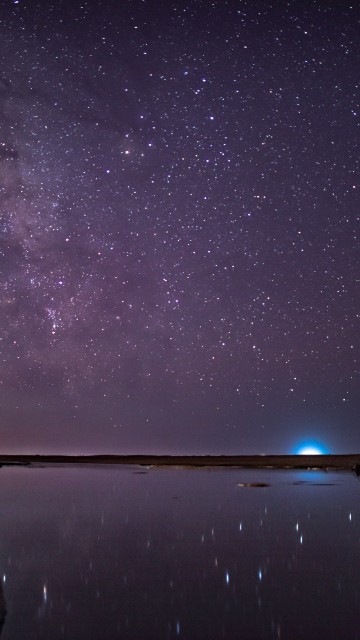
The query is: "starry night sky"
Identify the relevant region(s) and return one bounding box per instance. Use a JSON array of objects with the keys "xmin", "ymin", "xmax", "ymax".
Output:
[{"xmin": 0, "ymin": 0, "xmax": 359, "ymax": 454}]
